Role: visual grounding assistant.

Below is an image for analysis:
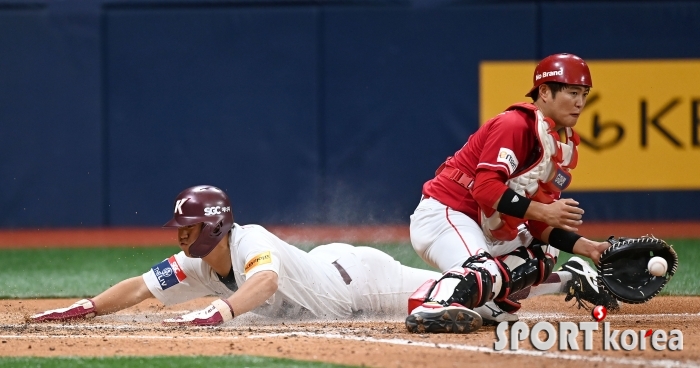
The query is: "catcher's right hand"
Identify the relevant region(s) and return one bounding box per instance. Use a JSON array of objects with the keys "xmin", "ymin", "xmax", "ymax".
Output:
[
  {"xmin": 29, "ymin": 299, "xmax": 96, "ymax": 322},
  {"xmin": 597, "ymin": 236, "xmax": 678, "ymax": 304}
]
